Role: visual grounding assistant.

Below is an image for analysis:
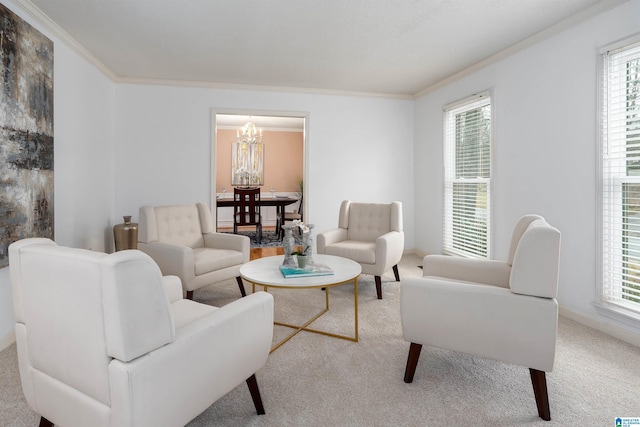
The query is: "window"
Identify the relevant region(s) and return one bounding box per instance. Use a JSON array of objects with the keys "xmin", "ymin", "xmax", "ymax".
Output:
[
  {"xmin": 443, "ymin": 94, "xmax": 492, "ymax": 258},
  {"xmin": 600, "ymin": 40, "xmax": 640, "ymax": 316}
]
